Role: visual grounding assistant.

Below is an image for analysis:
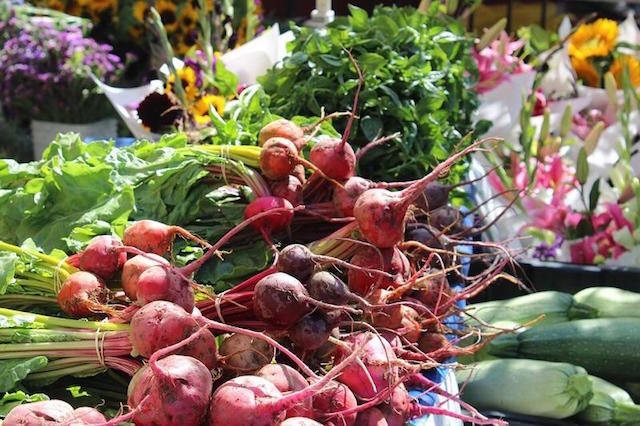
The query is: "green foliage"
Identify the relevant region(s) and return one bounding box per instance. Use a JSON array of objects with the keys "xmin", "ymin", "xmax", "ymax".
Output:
[{"xmin": 259, "ymin": 5, "xmax": 481, "ymax": 182}]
